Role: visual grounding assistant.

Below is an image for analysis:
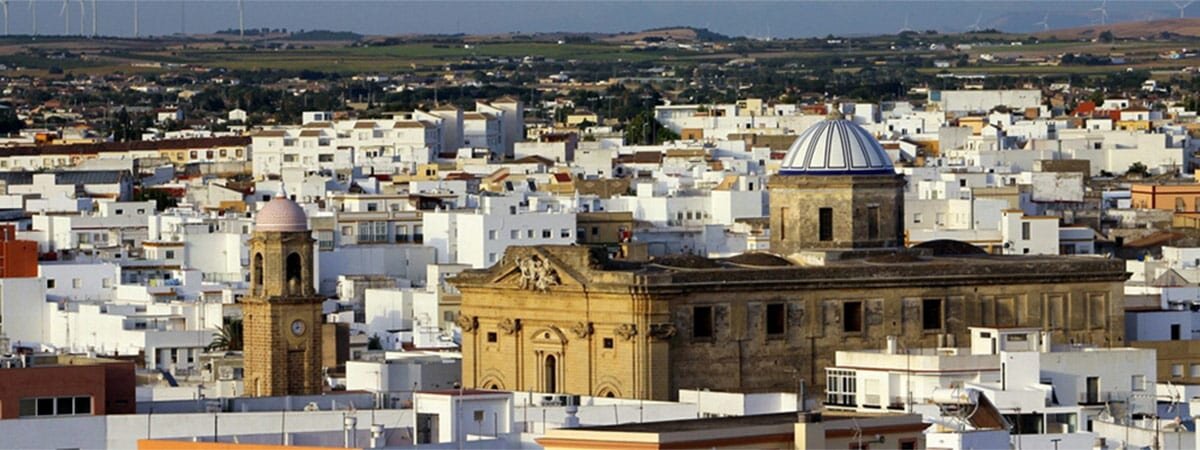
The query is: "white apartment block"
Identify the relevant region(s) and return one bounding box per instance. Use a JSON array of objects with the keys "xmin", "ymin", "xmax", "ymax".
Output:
[{"xmin": 423, "ymin": 195, "xmax": 575, "ymax": 268}]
